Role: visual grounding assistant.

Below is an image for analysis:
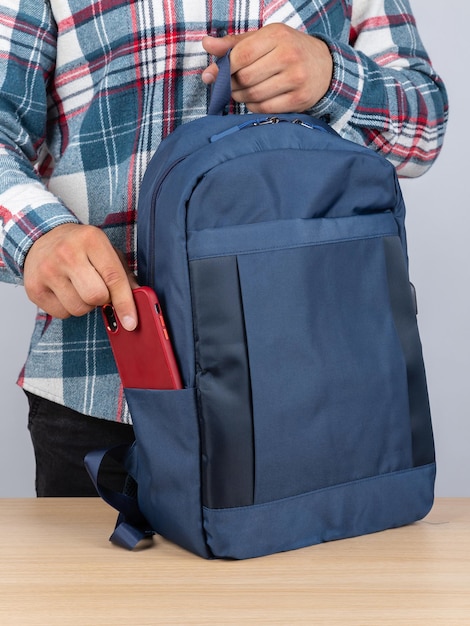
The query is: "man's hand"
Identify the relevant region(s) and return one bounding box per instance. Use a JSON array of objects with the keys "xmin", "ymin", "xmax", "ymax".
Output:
[
  {"xmin": 202, "ymin": 23, "xmax": 333, "ymax": 114},
  {"xmin": 23, "ymin": 223, "xmax": 139, "ymax": 330}
]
